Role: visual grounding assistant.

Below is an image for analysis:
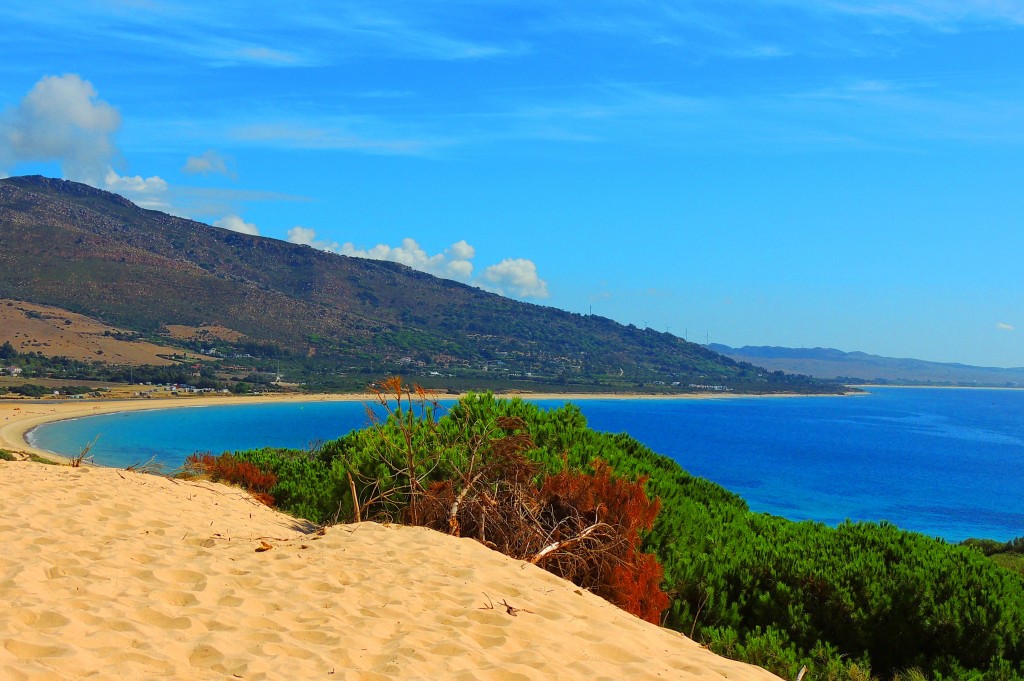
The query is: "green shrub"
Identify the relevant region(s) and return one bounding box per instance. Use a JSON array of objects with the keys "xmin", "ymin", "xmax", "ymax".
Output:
[{"xmin": 10, "ymin": 384, "xmax": 49, "ymax": 398}]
